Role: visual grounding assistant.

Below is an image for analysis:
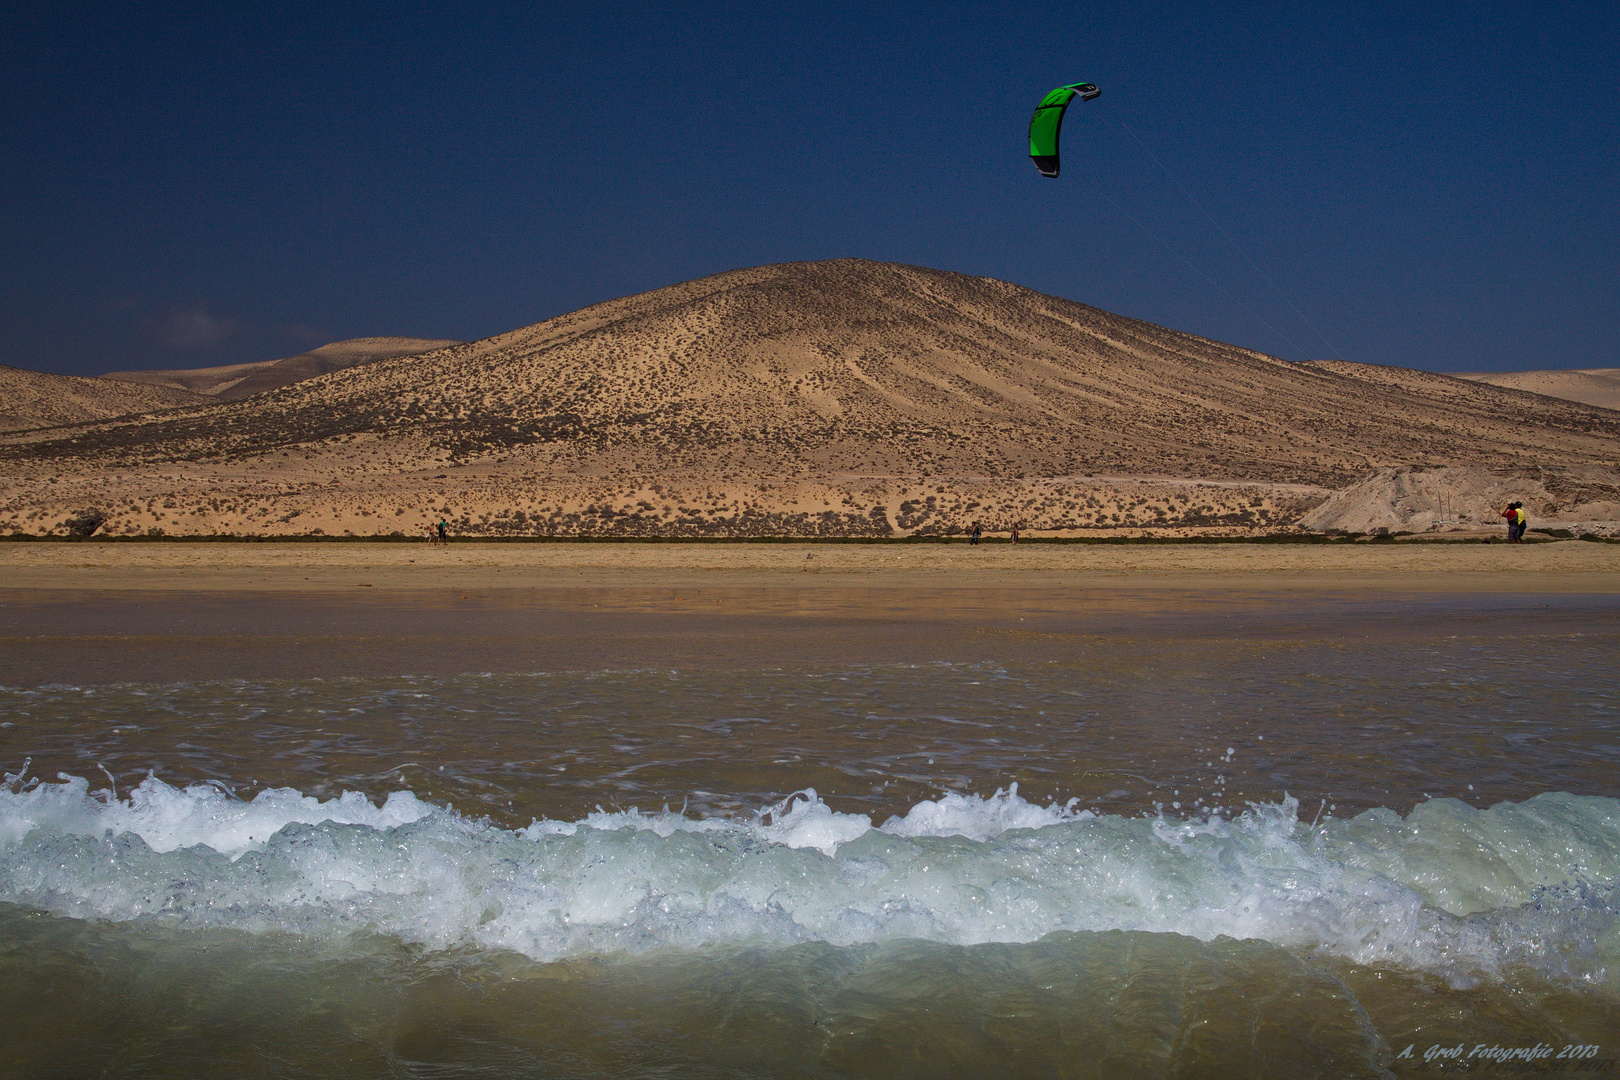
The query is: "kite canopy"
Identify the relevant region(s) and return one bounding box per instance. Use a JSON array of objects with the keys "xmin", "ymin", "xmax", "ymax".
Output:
[{"xmin": 1028, "ymin": 82, "xmax": 1100, "ymax": 178}]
